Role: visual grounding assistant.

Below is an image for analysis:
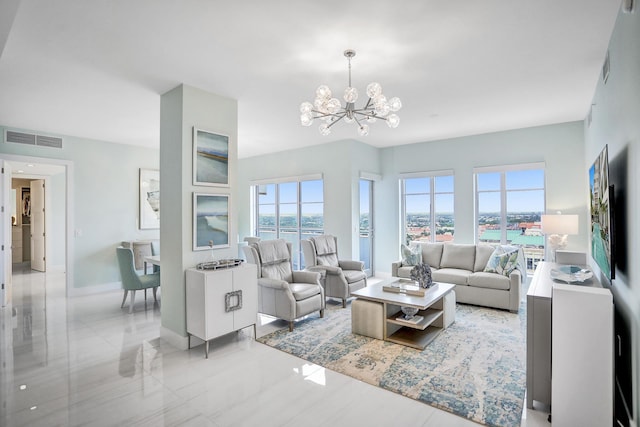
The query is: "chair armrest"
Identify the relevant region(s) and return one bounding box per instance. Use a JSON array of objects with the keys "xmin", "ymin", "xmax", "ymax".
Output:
[
  {"xmin": 292, "ymin": 270, "xmax": 322, "ymax": 285},
  {"xmin": 391, "ymin": 261, "xmax": 403, "ymax": 277},
  {"xmin": 258, "ymin": 278, "xmax": 289, "ymax": 290},
  {"xmin": 338, "ymin": 260, "xmax": 364, "ymax": 271},
  {"xmin": 304, "ymin": 266, "xmax": 327, "ymax": 280}
]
